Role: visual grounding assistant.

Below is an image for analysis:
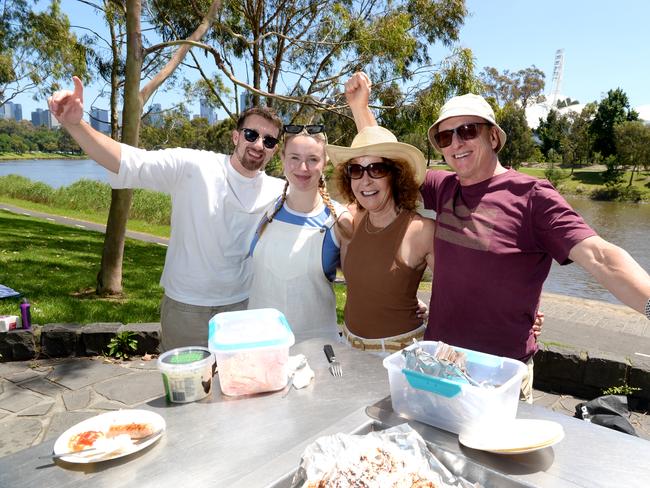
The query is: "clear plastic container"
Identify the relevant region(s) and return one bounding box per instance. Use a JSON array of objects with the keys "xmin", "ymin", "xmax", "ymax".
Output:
[
  {"xmin": 208, "ymin": 308, "xmax": 295, "ymax": 396},
  {"xmin": 383, "ymin": 341, "xmax": 527, "ymax": 435},
  {"xmin": 157, "ymin": 346, "xmax": 216, "ymax": 403}
]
